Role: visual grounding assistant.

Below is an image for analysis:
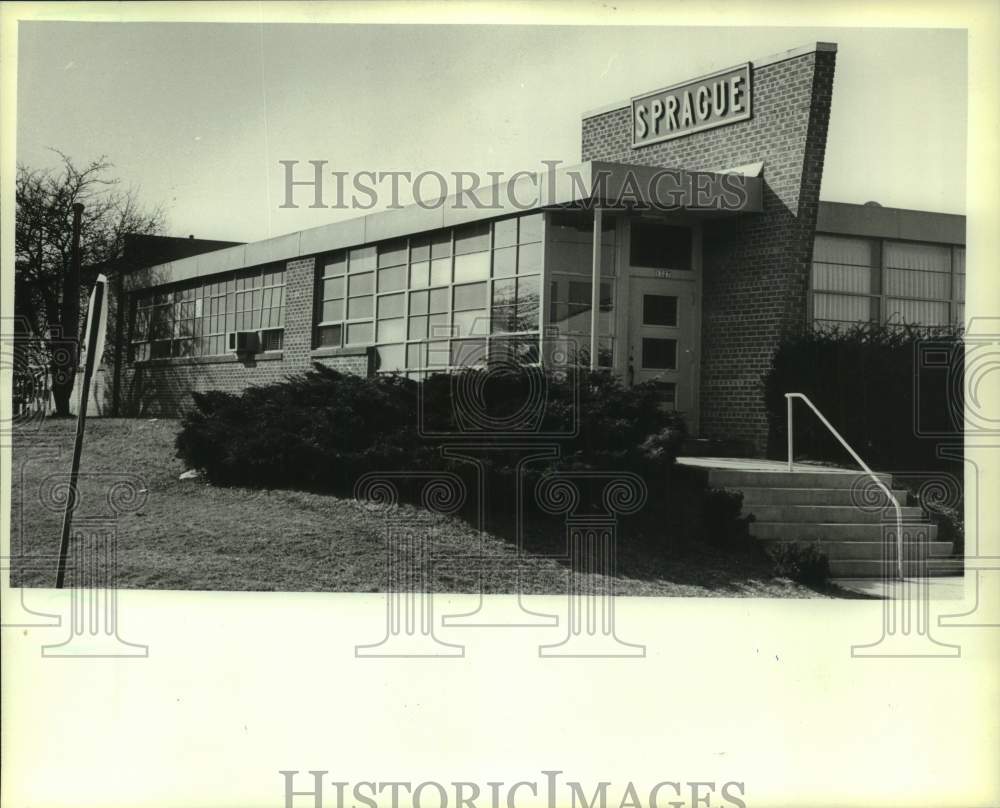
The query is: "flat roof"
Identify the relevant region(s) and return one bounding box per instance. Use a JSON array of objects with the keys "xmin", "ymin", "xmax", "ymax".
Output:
[
  {"xmin": 816, "ymin": 201, "xmax": 965, "ymax": 245},
  {"xmin": 139, "ymin": 161, "xmax": 763, "ymax": 287}
]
